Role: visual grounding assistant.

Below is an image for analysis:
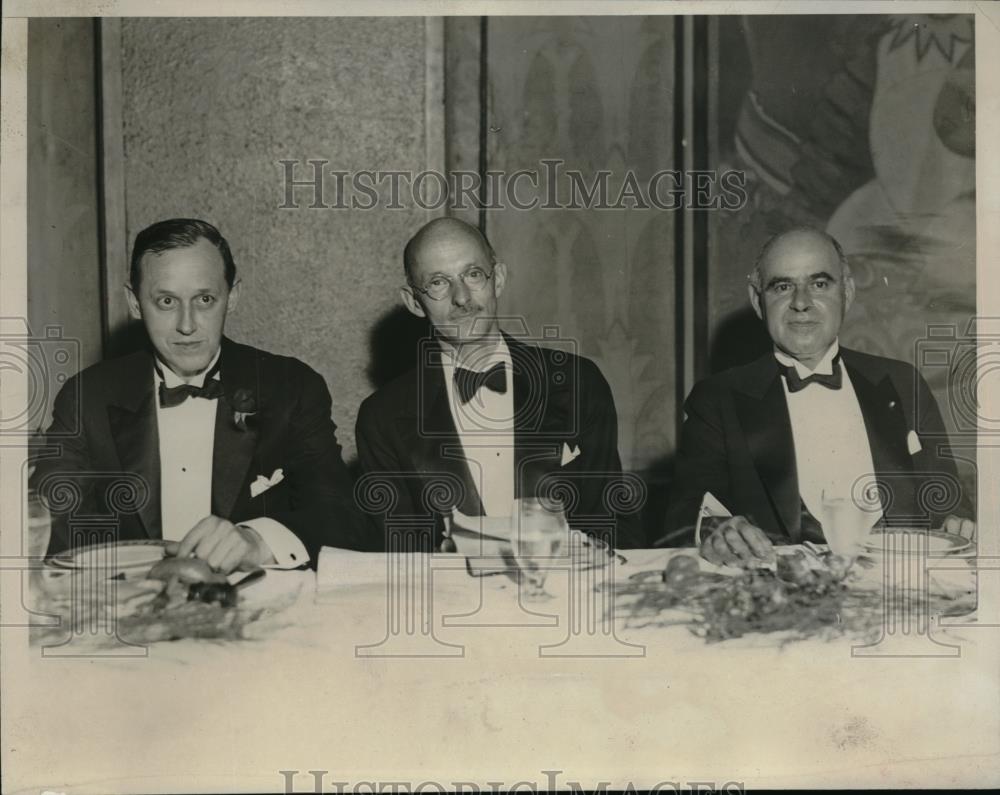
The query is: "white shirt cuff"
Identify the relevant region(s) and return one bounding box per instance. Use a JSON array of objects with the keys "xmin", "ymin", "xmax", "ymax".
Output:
[{"xmin": 239, "ymin": 517, "xmax": 310, "ymax": 569}]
